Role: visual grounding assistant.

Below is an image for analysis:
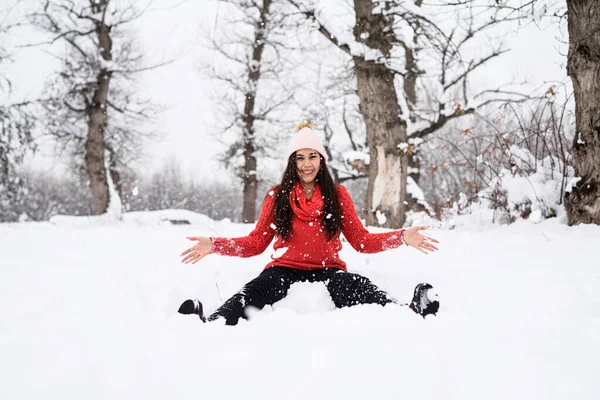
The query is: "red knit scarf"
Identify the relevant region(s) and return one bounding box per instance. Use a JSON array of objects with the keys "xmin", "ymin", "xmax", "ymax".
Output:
[{"xmin": 289, "ymin": 181, "xmax": 323, "ymax": 221}]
